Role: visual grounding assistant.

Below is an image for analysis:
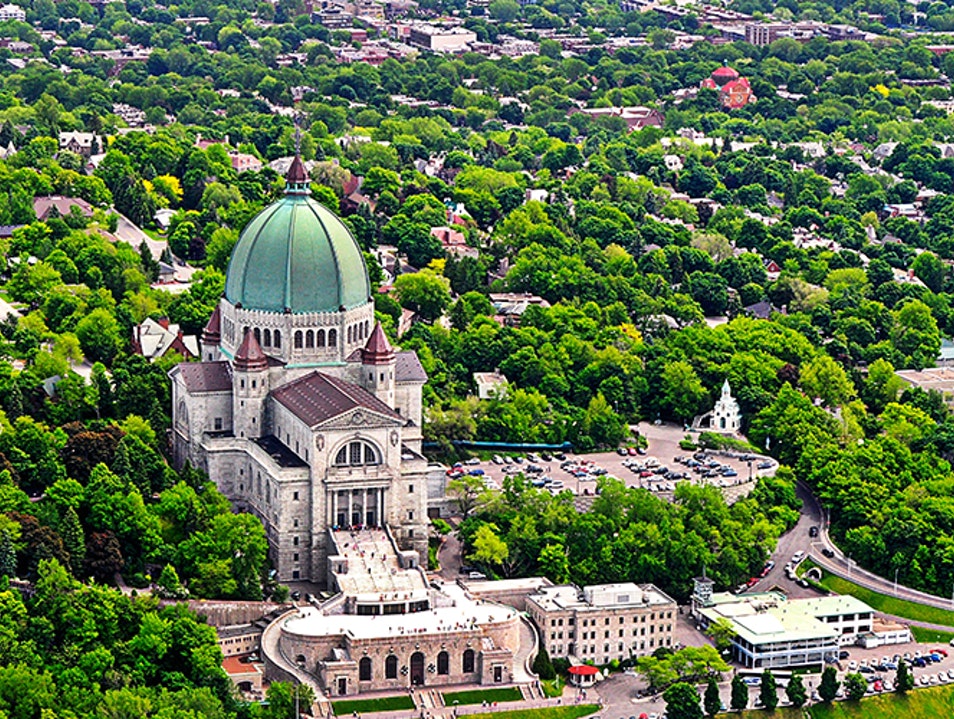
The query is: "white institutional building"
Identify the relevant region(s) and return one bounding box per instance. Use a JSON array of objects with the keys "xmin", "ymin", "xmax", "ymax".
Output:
[{"xmin": 170, "ymin": 156, "xmax": 430, "ymax": 585}]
